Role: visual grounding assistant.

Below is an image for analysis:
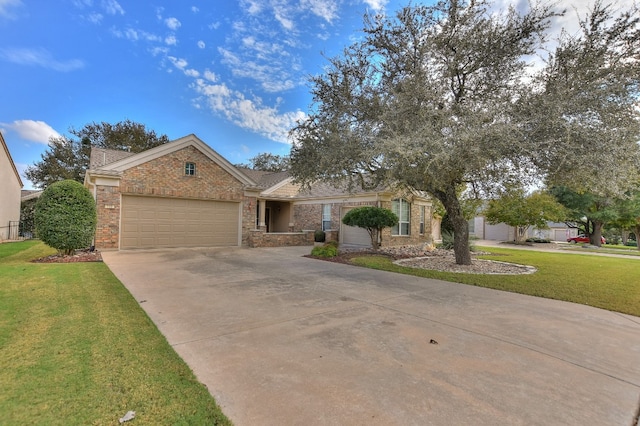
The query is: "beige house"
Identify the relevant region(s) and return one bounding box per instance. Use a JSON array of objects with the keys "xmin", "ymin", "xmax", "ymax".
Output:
[
  {"xmin": 84, "ymin": 134, "xmax": 434, "ymax": 250},
  {"xmin": 0, "ymin": 132, "xmax": 24, "ymax": 241}
]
